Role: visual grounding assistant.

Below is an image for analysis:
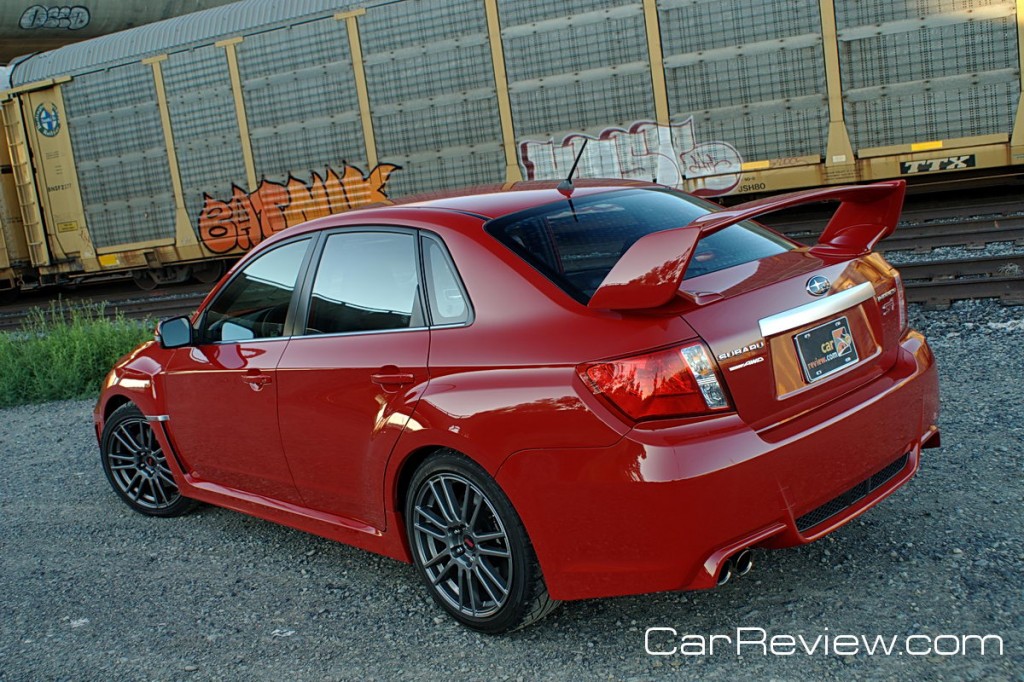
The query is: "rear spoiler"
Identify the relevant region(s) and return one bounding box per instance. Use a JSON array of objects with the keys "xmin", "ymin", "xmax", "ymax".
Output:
[{"xmin": 587, "ymin": 180, "xmax": 906, "ymax": 310}]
